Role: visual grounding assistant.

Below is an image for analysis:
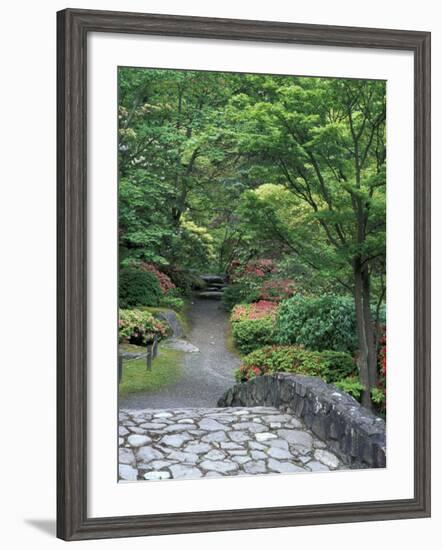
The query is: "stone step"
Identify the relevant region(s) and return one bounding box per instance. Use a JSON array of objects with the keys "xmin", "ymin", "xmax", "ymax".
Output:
[{"xmin": 197, "ymin": 291, "xmax": 224, "ymax": 300}]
